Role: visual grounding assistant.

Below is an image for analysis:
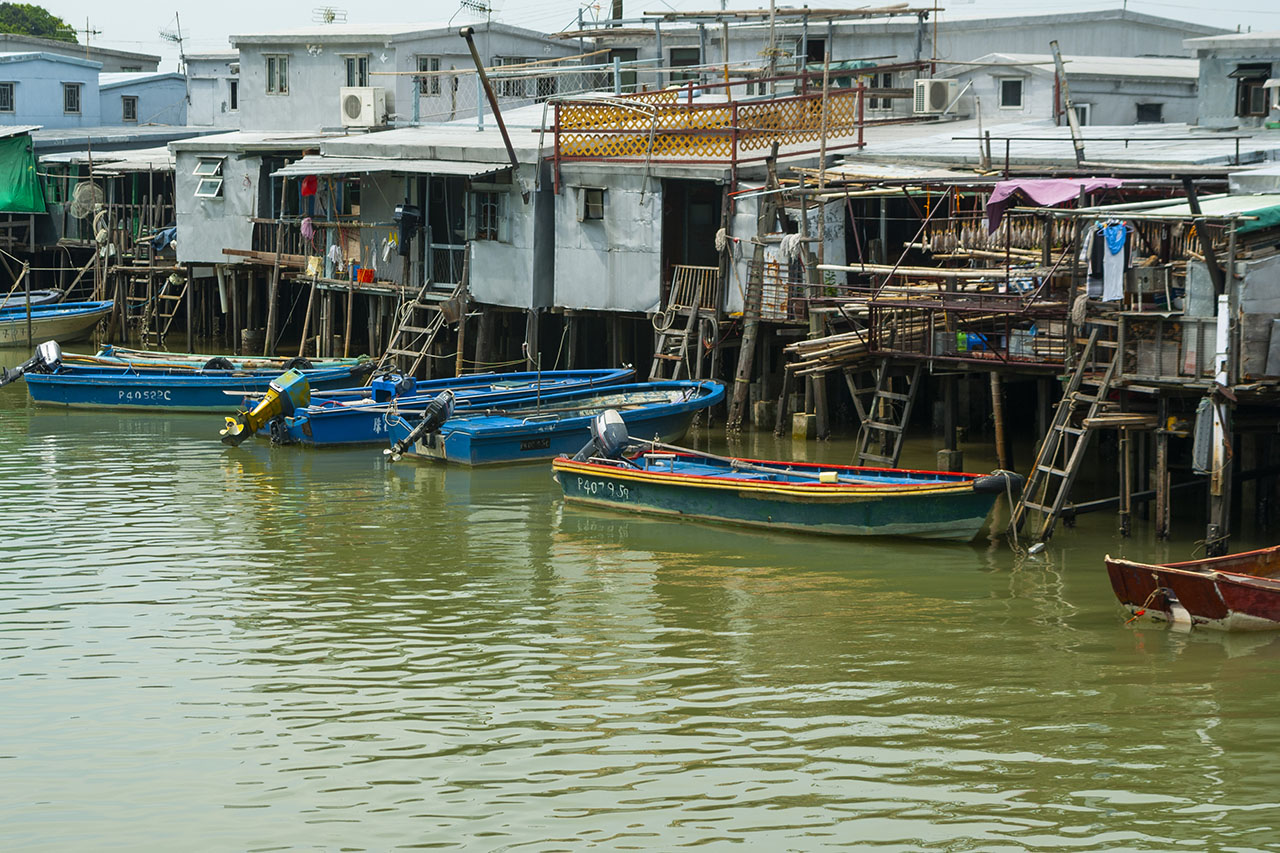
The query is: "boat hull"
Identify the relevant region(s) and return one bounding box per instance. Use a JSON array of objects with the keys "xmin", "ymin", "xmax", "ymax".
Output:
[
  {"xmin": 388, "ymin": 382, "xmax": 723, "ymax": 466},
  {"xmin": 279, "ymin": 368, "xmax": 634, "ymax": 447},
  {"xmin": 24, "ymin": 365, "xmax": 367, "ymax": 411},
  {"xmin": 0, "ymin": 303, "xmax": 111, "ymax": 345},
  {"xmin": 552, "ymin": 457, "xmax": 1000, "ymax": 541},
  {"xmin": 1106, "ymin": 549, "xmax": 1280, "ymax": 631}
]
